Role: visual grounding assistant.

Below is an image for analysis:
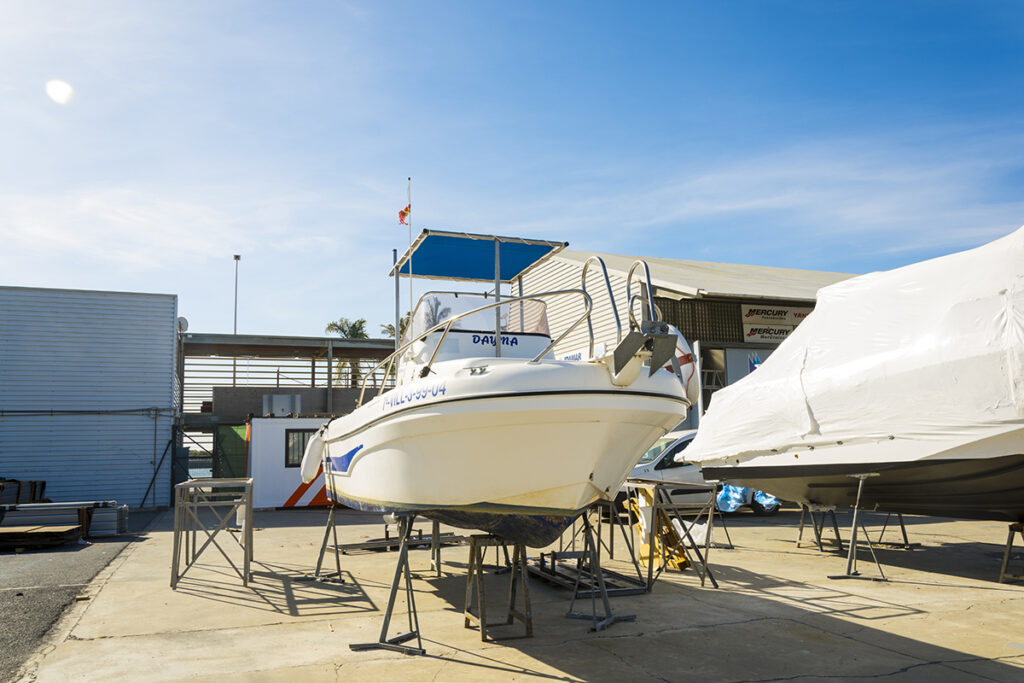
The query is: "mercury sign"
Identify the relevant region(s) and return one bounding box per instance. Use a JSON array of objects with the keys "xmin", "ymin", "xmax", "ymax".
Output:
[
  {"xmin": 743, "ymin": 325, "xmax": 793, "ymax": 344},
  {"xmin": 741, "ymin": 304, "xmax": 813, "ymax": 326}
]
